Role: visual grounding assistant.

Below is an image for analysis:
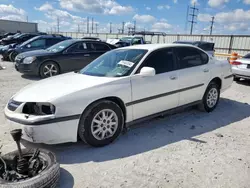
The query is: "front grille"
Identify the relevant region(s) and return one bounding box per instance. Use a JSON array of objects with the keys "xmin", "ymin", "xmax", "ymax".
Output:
[{"xmin": 7, "ymin": 100, "xmax": 22, "ymax": 111}]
